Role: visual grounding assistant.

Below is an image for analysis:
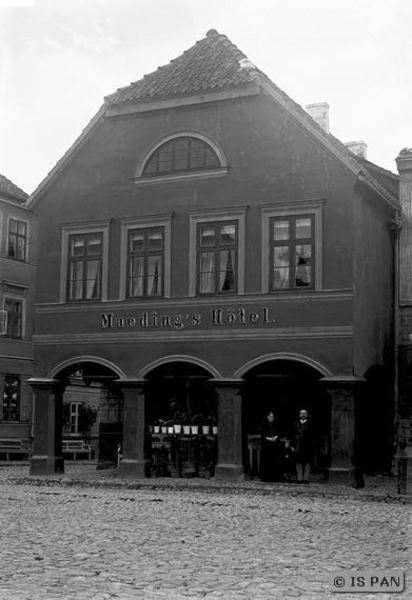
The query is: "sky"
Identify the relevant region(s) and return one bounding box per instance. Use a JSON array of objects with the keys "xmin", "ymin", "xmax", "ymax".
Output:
[{"xmin": 0, "ymin": 0, "xmax": 411, "ymax": 195}]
